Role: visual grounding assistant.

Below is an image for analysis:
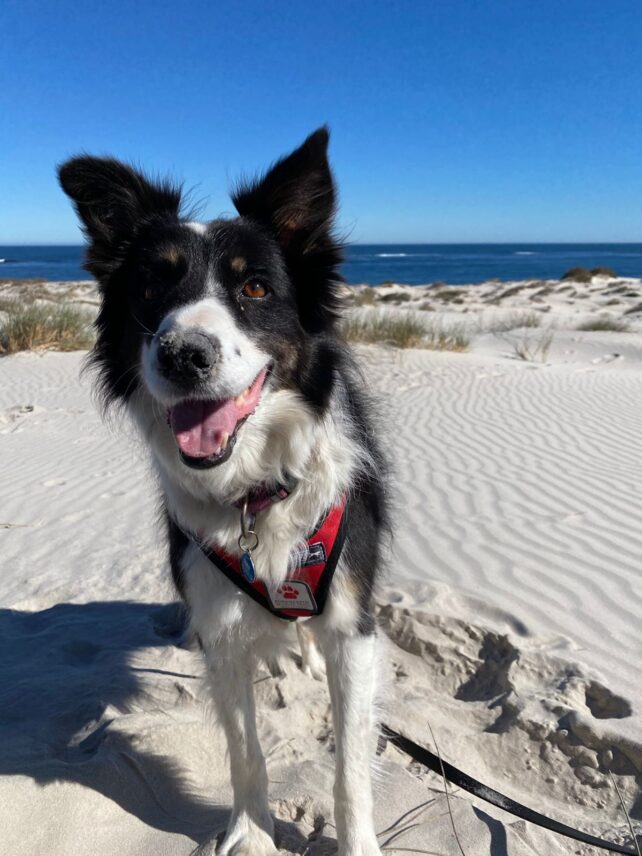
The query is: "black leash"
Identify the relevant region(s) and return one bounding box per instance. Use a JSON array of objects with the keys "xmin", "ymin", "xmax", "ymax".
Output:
[{"xmin": 381, "ymin": 724, "xmax": 639, "ymax": 855}]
